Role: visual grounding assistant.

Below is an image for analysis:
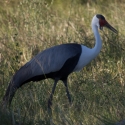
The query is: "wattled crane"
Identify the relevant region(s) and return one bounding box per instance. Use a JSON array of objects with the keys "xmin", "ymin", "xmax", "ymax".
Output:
[{"xmin": 3, "ymin": 14, "xmax": 117, "ymax": 108}]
